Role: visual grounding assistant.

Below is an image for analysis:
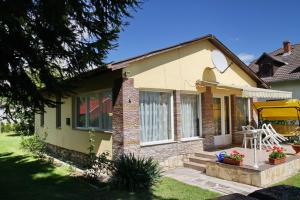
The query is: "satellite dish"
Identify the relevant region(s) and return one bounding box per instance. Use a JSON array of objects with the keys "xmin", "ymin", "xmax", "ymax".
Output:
[{"xmin": 211, "ymin": 50, "xmax": 228, "ymax": 73}]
